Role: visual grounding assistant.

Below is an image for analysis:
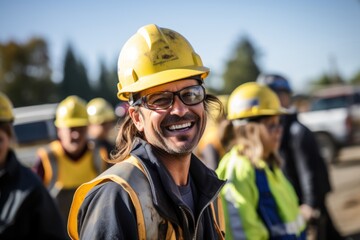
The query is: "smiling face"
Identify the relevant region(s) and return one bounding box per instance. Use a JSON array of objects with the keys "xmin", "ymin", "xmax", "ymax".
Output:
[
  {"xmin": 57, "ymin": 126, "xmax": 88, "ymax": 156},
  {"xmin": 129, "ymin": 79, "xmax": 207, "ymax": 156}
]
